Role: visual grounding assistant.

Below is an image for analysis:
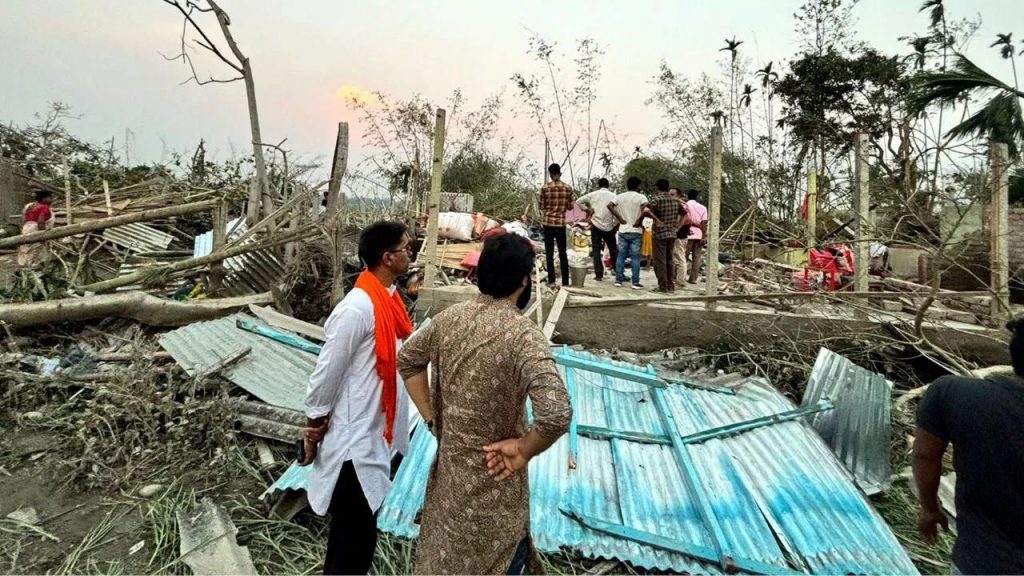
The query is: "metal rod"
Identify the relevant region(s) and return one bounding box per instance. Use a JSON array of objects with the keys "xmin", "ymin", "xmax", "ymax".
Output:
[
  {"xmin": 236, "ymin": 319, "xmax": 322, "ymax": 355},
  {"xmin": 651, "ymin": 386, "xmax": 731, "ymax": 571},
  {"xmin": 679, "ymin": 400, "xmax": 833, "ymax": 444},
  {"xmin": 560, "ymin": 509, "xmax": 796, "ymax": 575}
]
